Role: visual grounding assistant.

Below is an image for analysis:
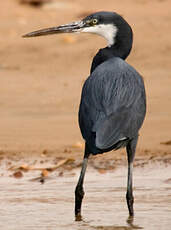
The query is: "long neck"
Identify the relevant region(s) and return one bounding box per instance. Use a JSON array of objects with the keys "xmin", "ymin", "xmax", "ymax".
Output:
[{"xmin": 90, "ymin": 24, "xmax": 133, "ymax": 73}]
